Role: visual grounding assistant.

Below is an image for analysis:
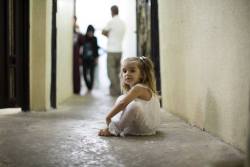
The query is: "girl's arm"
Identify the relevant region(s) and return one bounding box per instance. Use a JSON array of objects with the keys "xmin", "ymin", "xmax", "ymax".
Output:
[{"xmin": 106, "ymin": 84, "xmax": 151, "ymax": 125}]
